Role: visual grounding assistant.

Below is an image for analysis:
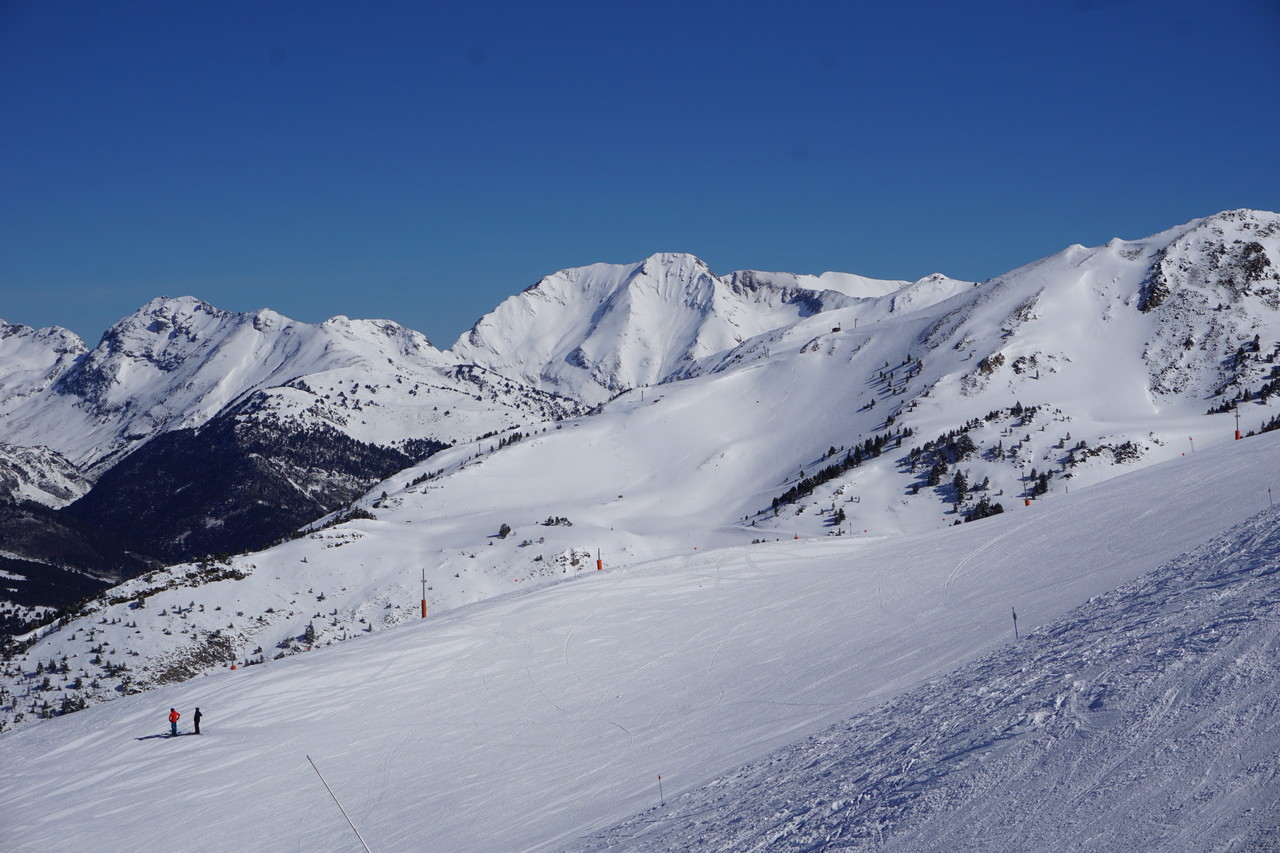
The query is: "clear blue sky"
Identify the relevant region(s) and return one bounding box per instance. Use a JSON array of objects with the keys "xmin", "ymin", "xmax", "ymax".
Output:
[{"xmin": 3, "ymin": 0, "xmax": 1278, "ymax": 348}]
